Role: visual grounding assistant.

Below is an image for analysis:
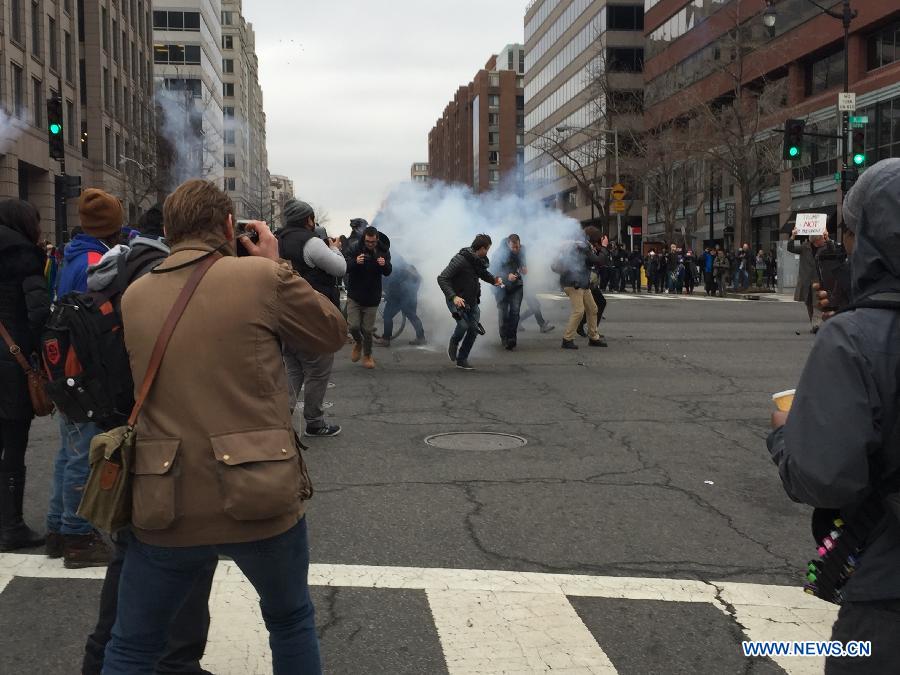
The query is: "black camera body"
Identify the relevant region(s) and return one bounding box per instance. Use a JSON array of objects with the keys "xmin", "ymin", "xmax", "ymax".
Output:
[{"xmin": 235, "ymin": 219, "xmax": 260, "ymax": 257}]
